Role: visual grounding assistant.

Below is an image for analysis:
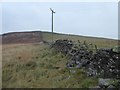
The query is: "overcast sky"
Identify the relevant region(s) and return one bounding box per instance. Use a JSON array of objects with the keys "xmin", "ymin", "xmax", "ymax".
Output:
[{"xmin": 2, "ymin": 2, "xmax": 118, "ymax": 39}]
